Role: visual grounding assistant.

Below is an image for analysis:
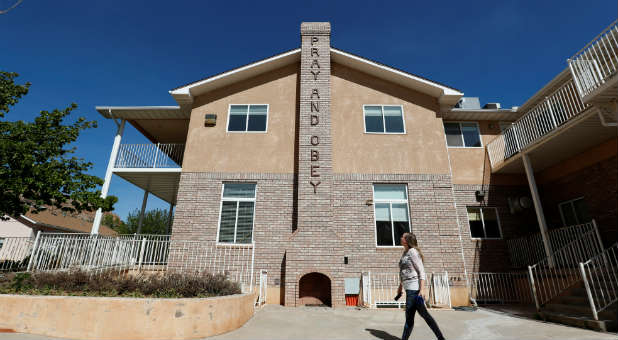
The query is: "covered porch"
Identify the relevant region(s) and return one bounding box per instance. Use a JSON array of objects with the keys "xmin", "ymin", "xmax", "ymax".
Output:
[{"xmin": 91, "ymin": 106, "xmax": 190, "ymax": 234}]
